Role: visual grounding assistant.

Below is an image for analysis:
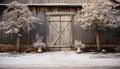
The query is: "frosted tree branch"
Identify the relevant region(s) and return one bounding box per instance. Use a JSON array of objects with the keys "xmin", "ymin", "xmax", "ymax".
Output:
[
  {"xmin": 79, "ymin": 1, "xmax": 120, "ymax": 30},
  {"xmin": 0, "ymin": 1, "xmax": 41, "ymax": 34}
]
